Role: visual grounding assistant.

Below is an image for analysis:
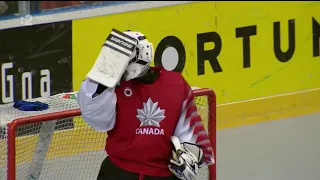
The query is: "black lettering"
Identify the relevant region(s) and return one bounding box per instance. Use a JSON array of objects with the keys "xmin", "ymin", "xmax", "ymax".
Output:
[
  {"xmin": 154, "ymin": 36, "xmax": 186, "ymax": 72},
  {"xmin": 197, "ymin": 32, "xmax": 222, "ymax": 75},
  {"xmin": 273, "ymin": 19, "xmax": 296, "ymax": 62},
  {"xmin": 313, "ymin": 17, "xmax": 320, "ymax": 57},
  {"xmin": 236, "ymin": 25, "xmax": 257, "ymax": 68}
]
